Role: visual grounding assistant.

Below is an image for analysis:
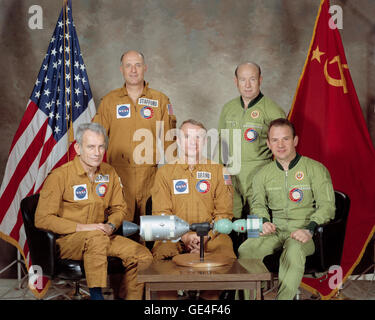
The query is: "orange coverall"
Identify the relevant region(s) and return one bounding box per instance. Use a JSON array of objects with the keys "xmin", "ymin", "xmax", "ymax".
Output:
[
  {"xmin": 93, "ymin": 83, "xmax": 176, "ymax": 225},
  {"xmin": 35, "ymin": 156, "xmax": 152, "ymax": 299},
  {"xmin": 151, "ymin": 159, "xmax": 236, "ymax": 260}
]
